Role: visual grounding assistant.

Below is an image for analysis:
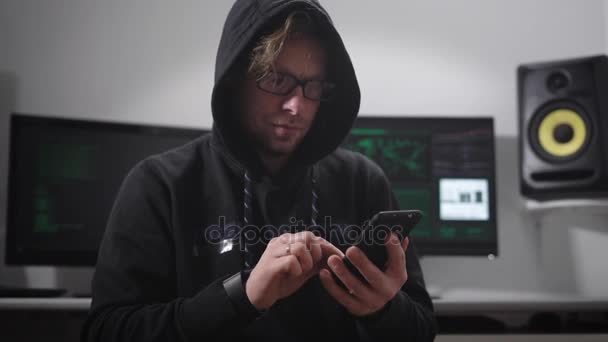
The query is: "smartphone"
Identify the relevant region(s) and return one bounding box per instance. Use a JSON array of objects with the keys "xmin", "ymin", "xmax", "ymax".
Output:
[{"xmin": 333, "ymin": 210, "xmax": 423, "ymax": 287}]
